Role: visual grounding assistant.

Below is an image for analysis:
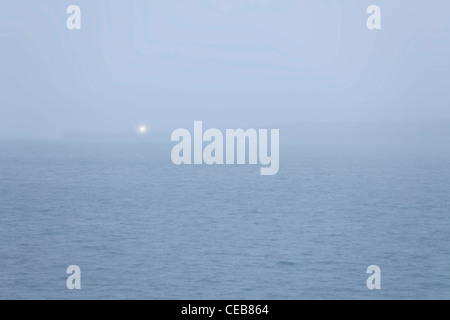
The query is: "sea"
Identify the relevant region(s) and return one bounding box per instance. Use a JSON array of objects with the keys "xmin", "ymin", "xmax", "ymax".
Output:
[{"xmin": 1, "ymin": 141, "xmax": 450, "ymax": 300}]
